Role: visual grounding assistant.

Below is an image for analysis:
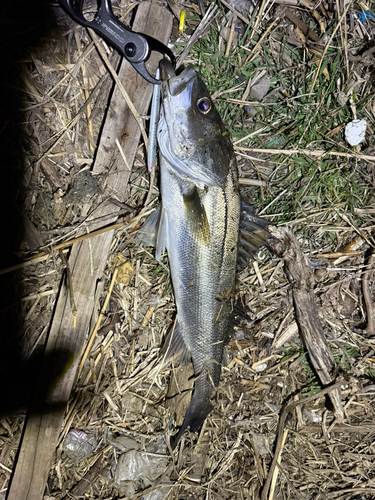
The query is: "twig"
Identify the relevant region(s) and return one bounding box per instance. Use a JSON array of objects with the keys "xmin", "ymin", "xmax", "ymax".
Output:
[
  {"xmin": 0, "ymin": 210, "xmax": 153, "ymax": 276},
  {"xmin": 250, "ymin": 0, "xmax": 268, "ymax": 39},
  {"xmin": 245, "ymin": 17, "xmax": 279, "ymax": 63},
  {"xmin": 176, "ymin": 4, "xmax": 218, "ymax": 68},
  {"xmin": 78, "ymin": 269, "xmax": 118, "ymax": 378},
  {"xmin": 284, "ymin": 9, "xmax": 322, "ymax": 43},
  {"xmin": 89, "ymin": 29, "xmax": 149, "ymax": 147},
  {"xmin": 225, "ymin": 19, "xmax": 236, "ymax": 57},
  {"xmin": 260, "ymin": 381, "xmax": 342, "ymax": 500},
  {"xmin": 217, "ymin": 0, "xmax": 249, "ymax": 25},
  {"xmin": 234, "ymin": 146, "xmax": 375, "ymax": 164},
  {"xmin": 362, "ymin": 252, "xmax": 375, "ymax": 336},
  {"xmin": 59, "ymin": 250, "xmax": 77, "ymax": 327}
]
